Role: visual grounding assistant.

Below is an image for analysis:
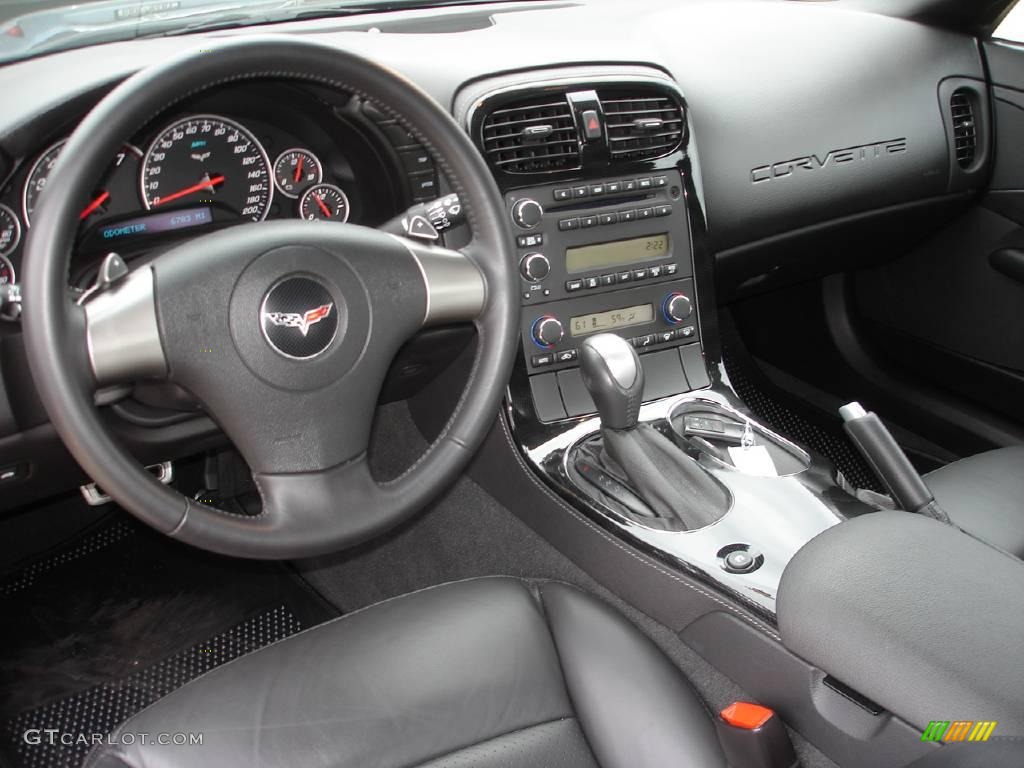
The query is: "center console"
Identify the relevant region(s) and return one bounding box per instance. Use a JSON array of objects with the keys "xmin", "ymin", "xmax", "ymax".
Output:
[{"xmin": 456, "ymin": 67, "xmax": 874, "ymax": 621}]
